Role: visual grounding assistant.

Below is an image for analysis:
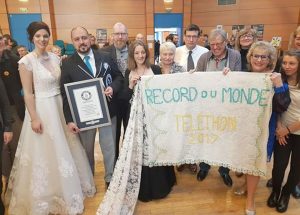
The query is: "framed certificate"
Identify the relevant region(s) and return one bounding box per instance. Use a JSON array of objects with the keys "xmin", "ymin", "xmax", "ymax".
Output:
[{"xmin": 64, "ymin": 78, "xmax": 111, "ymax": 131}]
